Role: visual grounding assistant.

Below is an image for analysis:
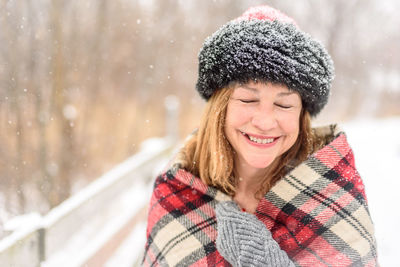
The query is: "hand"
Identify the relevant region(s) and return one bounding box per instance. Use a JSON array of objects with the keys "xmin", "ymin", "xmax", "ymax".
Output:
[{"xmin": 216, "ymin": 201, "xmax": 295, "ymax": 267}]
